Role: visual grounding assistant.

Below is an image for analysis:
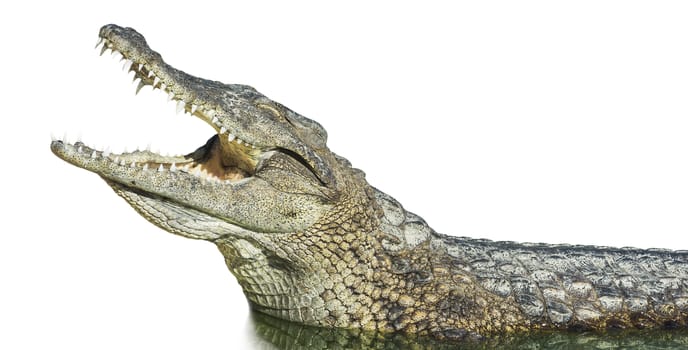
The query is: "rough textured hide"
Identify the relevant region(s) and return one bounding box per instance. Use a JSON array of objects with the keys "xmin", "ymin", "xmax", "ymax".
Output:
[{"xmin": 52, "ymin": 24, "xmax": 688, "ymax": 339}]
